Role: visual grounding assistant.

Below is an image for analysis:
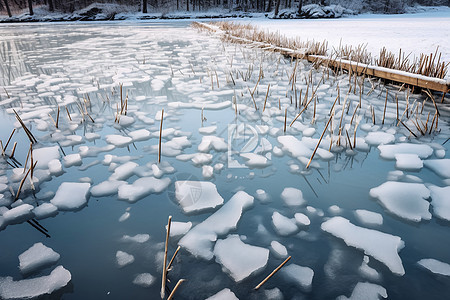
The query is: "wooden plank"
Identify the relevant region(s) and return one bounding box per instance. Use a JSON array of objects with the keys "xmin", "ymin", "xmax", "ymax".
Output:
[{"xmin": 193, "ymin": 22, "xmax": 450, "ymax": 94}]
